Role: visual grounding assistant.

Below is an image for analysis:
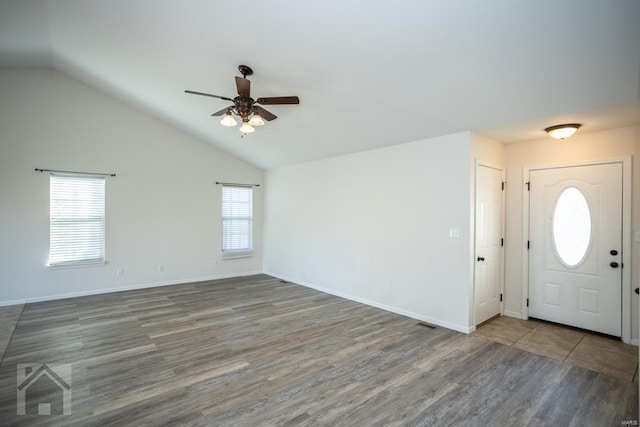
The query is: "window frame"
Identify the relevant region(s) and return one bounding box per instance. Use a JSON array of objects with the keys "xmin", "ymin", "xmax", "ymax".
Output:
[
  {"xmin": 48, "ymin": 173, "xmax": 106, "ymax": 268},
  {"xmin": 221, "ymin": 184, "xmax": 254, "ymax": 259}
]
